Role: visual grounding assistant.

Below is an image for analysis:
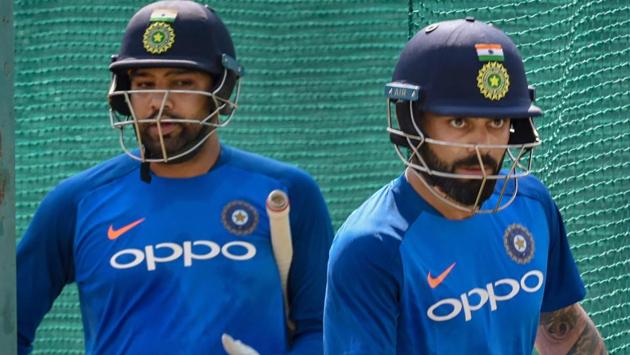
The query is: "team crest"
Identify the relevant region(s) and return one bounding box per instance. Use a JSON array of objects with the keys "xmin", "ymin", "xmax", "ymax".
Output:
[
  {"xmin": 503, "ymin": 224, "xmax": 535, "ymax": 264},
  {"xmin": 221, "ymin": 200, "xmax": 259, "ymax": 236},
  {"xmin": 477, "ymin": 61, "xmax": 510, "ymax": 101},
  {"xmin": 143, "ymin": 22, "xmax": 175, "ymax": 54}
]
